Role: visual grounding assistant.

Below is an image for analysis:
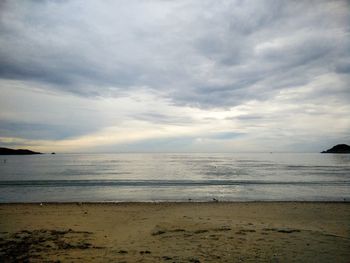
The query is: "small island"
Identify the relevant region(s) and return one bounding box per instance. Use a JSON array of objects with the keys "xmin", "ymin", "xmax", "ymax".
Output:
[
  {"xmin": 0, "ymin": 147, "xmax": 42, "ymax": 155},
  {"xmin": 321, "ymin": 144, "xmax": 350, "ymax": 154}
]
